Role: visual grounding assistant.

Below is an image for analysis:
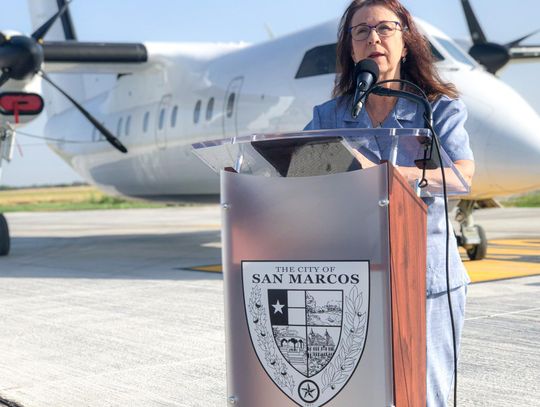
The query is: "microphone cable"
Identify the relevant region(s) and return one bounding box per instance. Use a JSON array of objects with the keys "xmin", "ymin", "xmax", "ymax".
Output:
[{"xmin": 423, "ymin": 116, "xmax": 458, "ymax": 407}]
